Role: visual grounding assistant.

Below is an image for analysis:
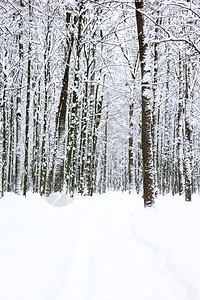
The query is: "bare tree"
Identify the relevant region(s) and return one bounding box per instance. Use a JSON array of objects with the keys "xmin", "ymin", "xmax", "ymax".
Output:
[{"xmin": 135, "ymin": 0, "xmax": 155, "ymax": 207}]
